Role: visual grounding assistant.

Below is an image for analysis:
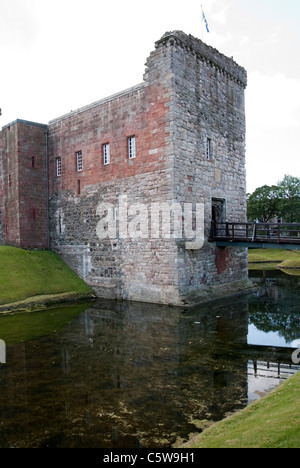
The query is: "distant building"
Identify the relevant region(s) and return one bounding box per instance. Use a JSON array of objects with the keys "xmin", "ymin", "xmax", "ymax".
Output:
[{"xmin": 0, "ymin": 31, "xmax": 251, "ymax": 305}]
